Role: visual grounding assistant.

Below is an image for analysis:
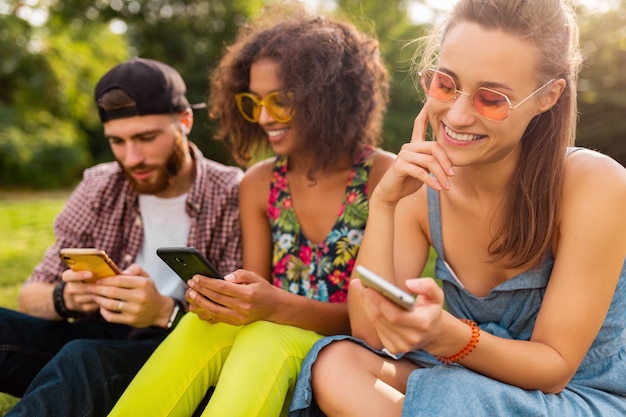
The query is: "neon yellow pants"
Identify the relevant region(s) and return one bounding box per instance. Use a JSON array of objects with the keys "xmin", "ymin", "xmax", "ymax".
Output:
[{"xmin": 108, "ymin": 313, "xmax": 323, "ymax": 417}]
